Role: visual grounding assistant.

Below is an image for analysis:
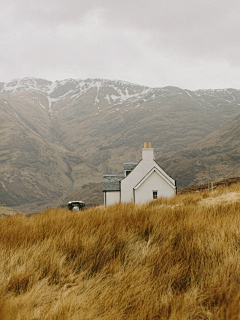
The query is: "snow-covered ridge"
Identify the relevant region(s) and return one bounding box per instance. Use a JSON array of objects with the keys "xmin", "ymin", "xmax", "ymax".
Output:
[
  {"xmin": 0, "ymin": 78, "xmax": 163, "ymax": 117},
  {"xmin": 1, "ymin": 78, "xmax": 240, "ymax": 114},
  {"xmin": 0, "ymin": 77, "xmax": 155, "ymax": 104},
  {"xmin": 1, "ymin": 77, "xmax": 239, "ymax": 96},
  {"xmin": 0, "ymin": 77, "xmax": 52, "ymax": 93}
]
